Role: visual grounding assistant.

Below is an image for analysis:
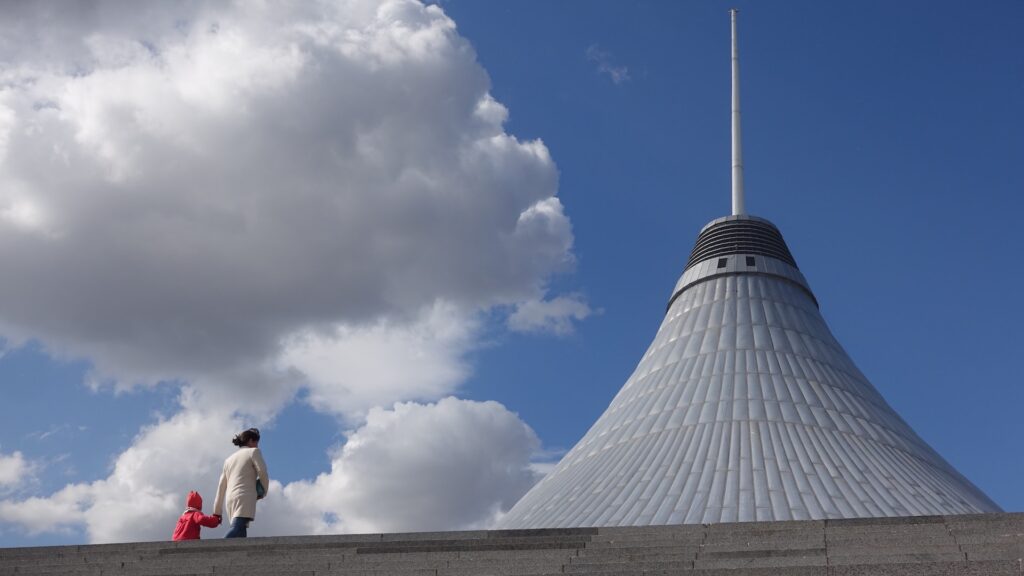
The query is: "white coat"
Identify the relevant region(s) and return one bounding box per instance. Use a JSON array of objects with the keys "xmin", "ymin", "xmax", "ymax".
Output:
[{"xmin": 212, "ymin": 447, "xmax": 268, "ymax": 521}]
